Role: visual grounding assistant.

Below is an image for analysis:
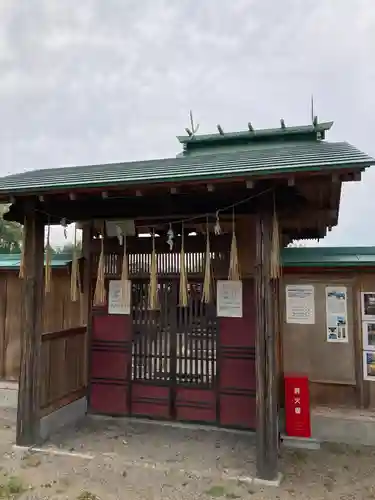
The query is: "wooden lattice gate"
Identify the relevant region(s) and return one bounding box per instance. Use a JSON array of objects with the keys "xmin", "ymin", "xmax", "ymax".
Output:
[{"xmin": 89, "ymin": 241, "xmax": 256, "ymax": 429}]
